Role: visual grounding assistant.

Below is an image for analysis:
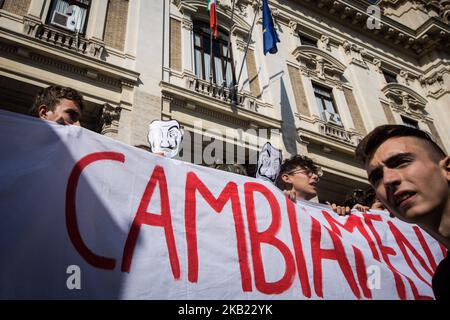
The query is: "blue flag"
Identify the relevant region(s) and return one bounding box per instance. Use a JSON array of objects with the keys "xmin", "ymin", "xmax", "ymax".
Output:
[{"xmin": 262, "ymin": 0, "xmax": 280, "ymax": 55}]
